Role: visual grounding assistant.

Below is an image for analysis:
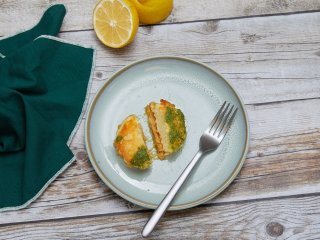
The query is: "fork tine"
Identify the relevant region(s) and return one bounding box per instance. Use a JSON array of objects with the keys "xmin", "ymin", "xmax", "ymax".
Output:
[
  {"xmin": 205, "ymin": 101, "xmax": 226, "ymax": 133},
  {"xmin": 218, "ymin": 107, "xmax": 238, "ymax": 139},
  {"xmin": 215, "ymin": 105, "xmax": 234, "ymax": 136},
  {"xmin": 211, "ymin": 102, "xmax": 230, "ymax": 134}
]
